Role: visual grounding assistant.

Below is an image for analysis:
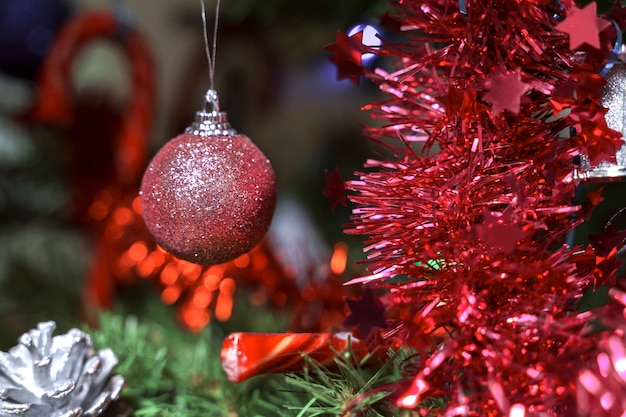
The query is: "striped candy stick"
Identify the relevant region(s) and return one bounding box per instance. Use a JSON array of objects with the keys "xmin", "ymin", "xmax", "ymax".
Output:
[{"xmin": 221, "ymin": 332, "xmax": 374, "ymax": 383}]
